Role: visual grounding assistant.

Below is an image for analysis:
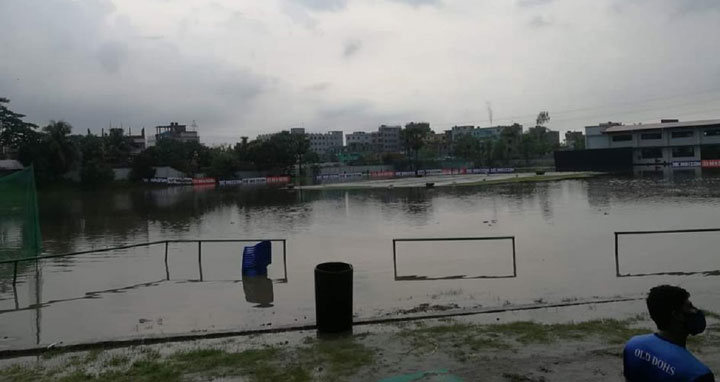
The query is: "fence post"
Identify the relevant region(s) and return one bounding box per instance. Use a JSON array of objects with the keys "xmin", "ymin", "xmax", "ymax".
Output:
[
  {"xmin": 164, "ymin": 241, "xmax": 170, "ymax": 280},
  {"xmin": 511, "ymin": 237, "xmax": 517, "ymax": 277},
  {"xmin": 392, "ymin": 240, "xmax": 397, "ymax": 279},
  {"xmin": 12, "ymin": 261, "xmax": 18, "ymax": 286},
  {"xmin": 614, "ymin": 233, "xmax": 620, "ymax": 276},
  {"xmin": 198, "ymin": 241, "xmax": 203, "ymax": 281}
]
